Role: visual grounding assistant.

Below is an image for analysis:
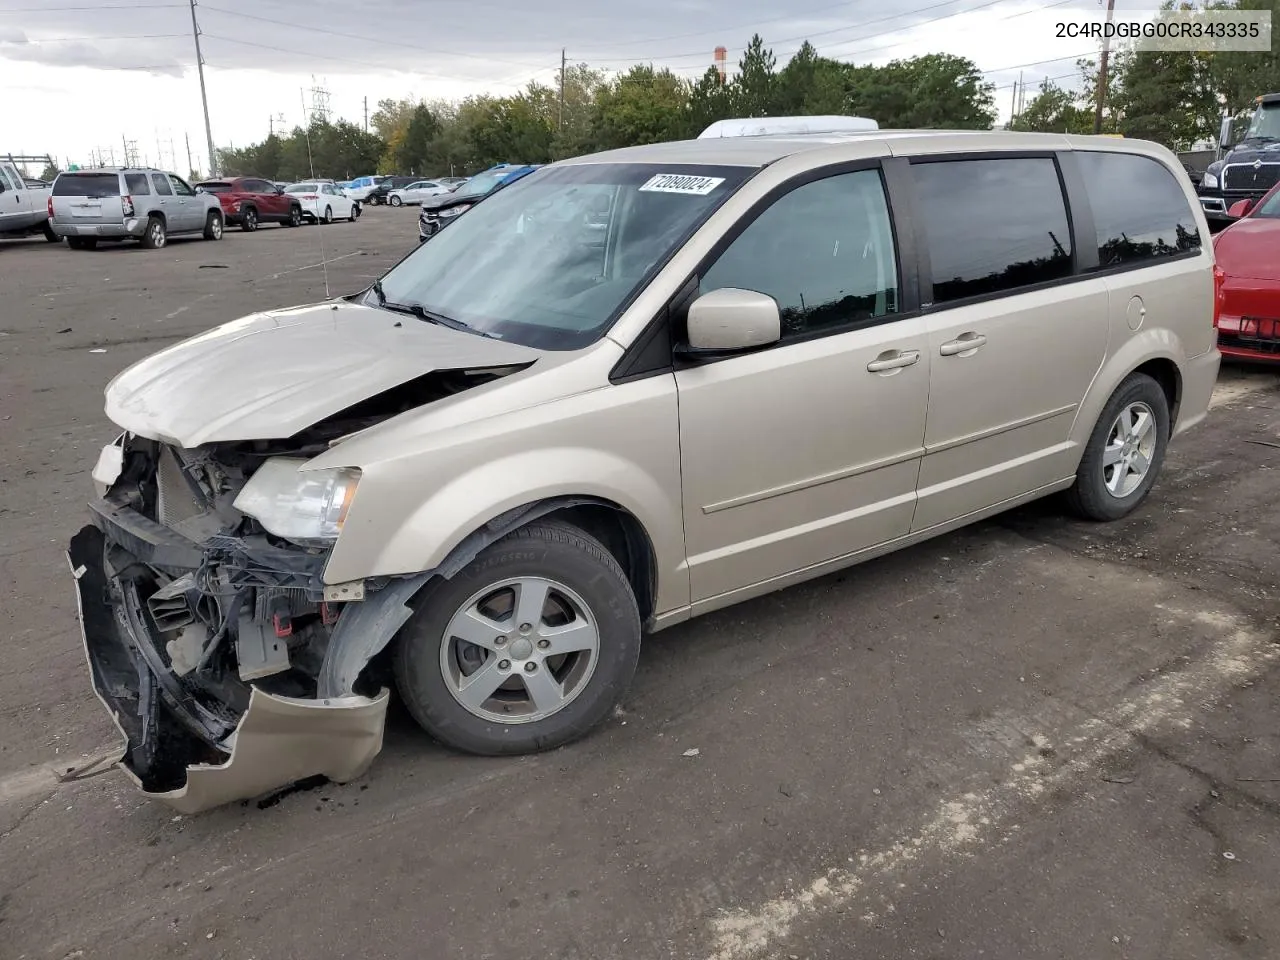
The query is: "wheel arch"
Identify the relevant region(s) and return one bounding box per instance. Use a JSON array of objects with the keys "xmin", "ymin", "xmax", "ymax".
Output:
[
  {"xmin": 313, "ymin": 496, "xmax": 659, "ymax": 700},
  {"xmin": 1069, "ymin": 330, "xmax": 1189, "ymax": 455}
]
